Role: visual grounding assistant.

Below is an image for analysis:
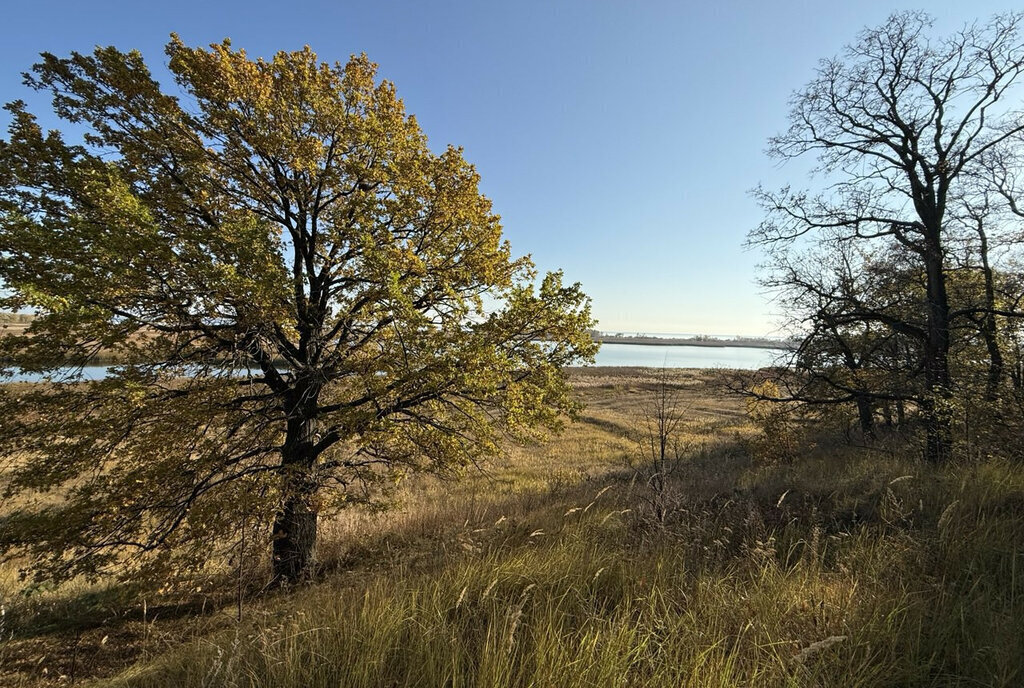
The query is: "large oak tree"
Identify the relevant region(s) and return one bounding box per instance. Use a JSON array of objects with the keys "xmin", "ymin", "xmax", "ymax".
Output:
[{"xmin": 0, "ymin": 38, "xmax": 597, "ymax": 584}]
